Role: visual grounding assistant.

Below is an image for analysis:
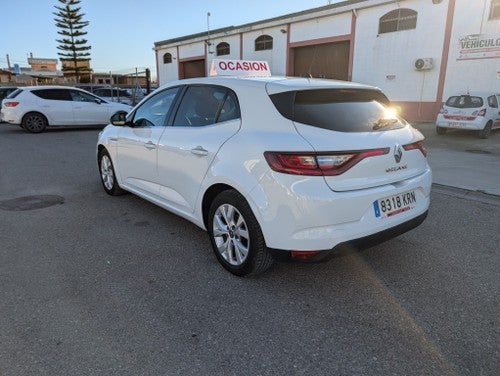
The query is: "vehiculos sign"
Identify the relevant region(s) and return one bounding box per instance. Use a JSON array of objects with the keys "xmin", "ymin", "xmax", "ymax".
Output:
[
  {"xmin": 210, "ymin": 59, "xmax": 271, "ymax": 77},
  {"xmin": 457, "ymin": 34, "xmax": 500, "ymax": 61}
]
